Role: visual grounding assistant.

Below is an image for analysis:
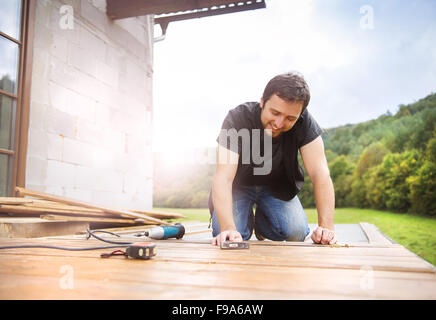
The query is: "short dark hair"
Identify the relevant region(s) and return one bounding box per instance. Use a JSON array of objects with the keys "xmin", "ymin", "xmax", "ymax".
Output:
[{"xmin": 262, "ymin": 72, "xmax": 311, "ymax": 112}]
